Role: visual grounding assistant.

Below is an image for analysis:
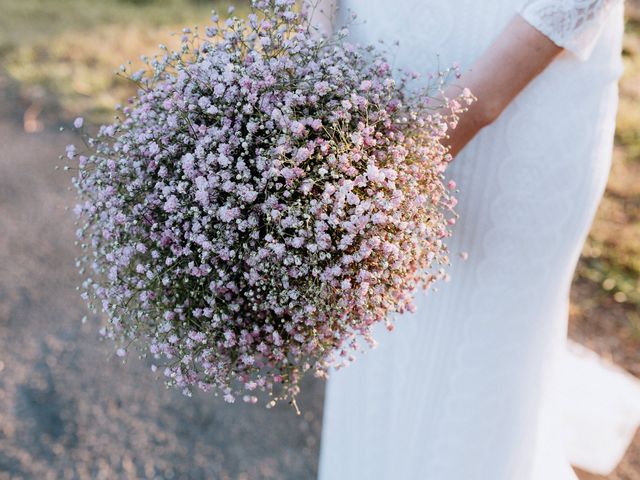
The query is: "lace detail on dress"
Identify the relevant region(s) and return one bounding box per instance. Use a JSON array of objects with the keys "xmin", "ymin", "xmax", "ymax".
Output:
[{"xmin": 519, "ymin": 0, "xmax": 621, "ymax": 61}]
